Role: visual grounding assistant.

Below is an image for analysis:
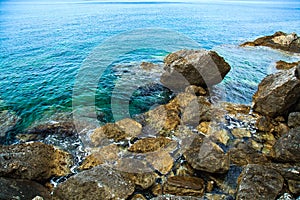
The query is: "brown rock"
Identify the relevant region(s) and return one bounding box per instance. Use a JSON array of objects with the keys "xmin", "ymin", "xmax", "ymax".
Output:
[
  {"xmin": 253, "ymin": 67, "xmax": 300, "ymax": 117},
  {"xmin": 90, "ymin": 123, "xmax": 127, "ymax": 146},
  {"xmin": 231, "ymin": 128, "xmax": 251, "ymax": 138},
  {"xmin": 0, "ymin": 177, "xmax": 51, "ymax": 200},
  {"xmin": 267, "ymin": 163, "xmax": 300, "ymax": 181},
  {"xmin": 183, "ymin": 136, "xmax": 230, "ymax": 174},
  {"xmin": 53, "ymin": 165, "xmax": 135, "ymax": 200},
  {"xmin": 288, "ymin": 180, "xmax": 300, "ymax": 195},
  {"xmin": 79, "ymin": 144, "xmax": 120, "ymax": 170},
  {"xmin": 143, "ymin": 104, "xmax": 180, "ymax": 136},
  {"xmin": 271, "ymin": 128, "xmax": 300, "ymax": 162},
  {"xmin": 140, "ymin": 62, "xmax": 158, "ymax": 71},
  {"xmin": 161, "ymin": 49, "xmax": 231, "ymax": 91},
  {"xmin": 116, "ymin": 158, "xmax": 156, "ymax": 189},
  {"xmin": 229, "ymin": 142, "xmax": 269, "ymax": 166},
  {"xmin": 131, "ymin": 193, "xmax": 147, "ymax": 200},
  {"xmin": 236, "ymin": 164, "xmax": 284, "ymax": 200},
  {"xmin": 185, "ymin": 85, "xmax": 207, "ymax": 96},
  {"xmin": 128, "ymin": 137, "xmax": 173, "ymax": 153},
  {"xmin": 163, "ymin": 176, "xmax": 205, "ymax": 197},
  {"xmin": 276, "ymin": 60, "xmax": 300, "ymax": 70},
  {"xmin": 0, "ymin": 142, "xmax": 72, "ymax": 181},
  {"xmin": 240, "ymin": 31, "xmax": 300, "ymax": 53},
  {"xmin": 181, "ymin": 96, "xmax": 212, "ymax": 126},
  {"xmin": 151, "ymin": 195, "xmax": 204, "ymax": 200},
  {"xmin": 115, "ymin": 118, "xmax": 142, "ymax": 138},
  {"xmin": 146, "ymin": 150, "xmax": 174, "ymax": 175}
]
